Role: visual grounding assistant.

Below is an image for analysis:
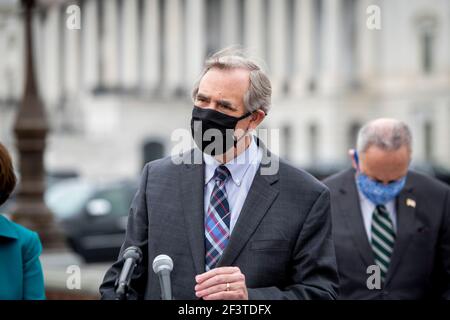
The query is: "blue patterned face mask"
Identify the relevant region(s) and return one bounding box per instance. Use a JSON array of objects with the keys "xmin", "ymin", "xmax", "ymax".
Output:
[
  {"xmin": 356, "ymin": 173, "xmax": 406, "ymax": 205},
  {"xmin": 354, "ymin": 151, "xmax": 406, "ymax": 205}
]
